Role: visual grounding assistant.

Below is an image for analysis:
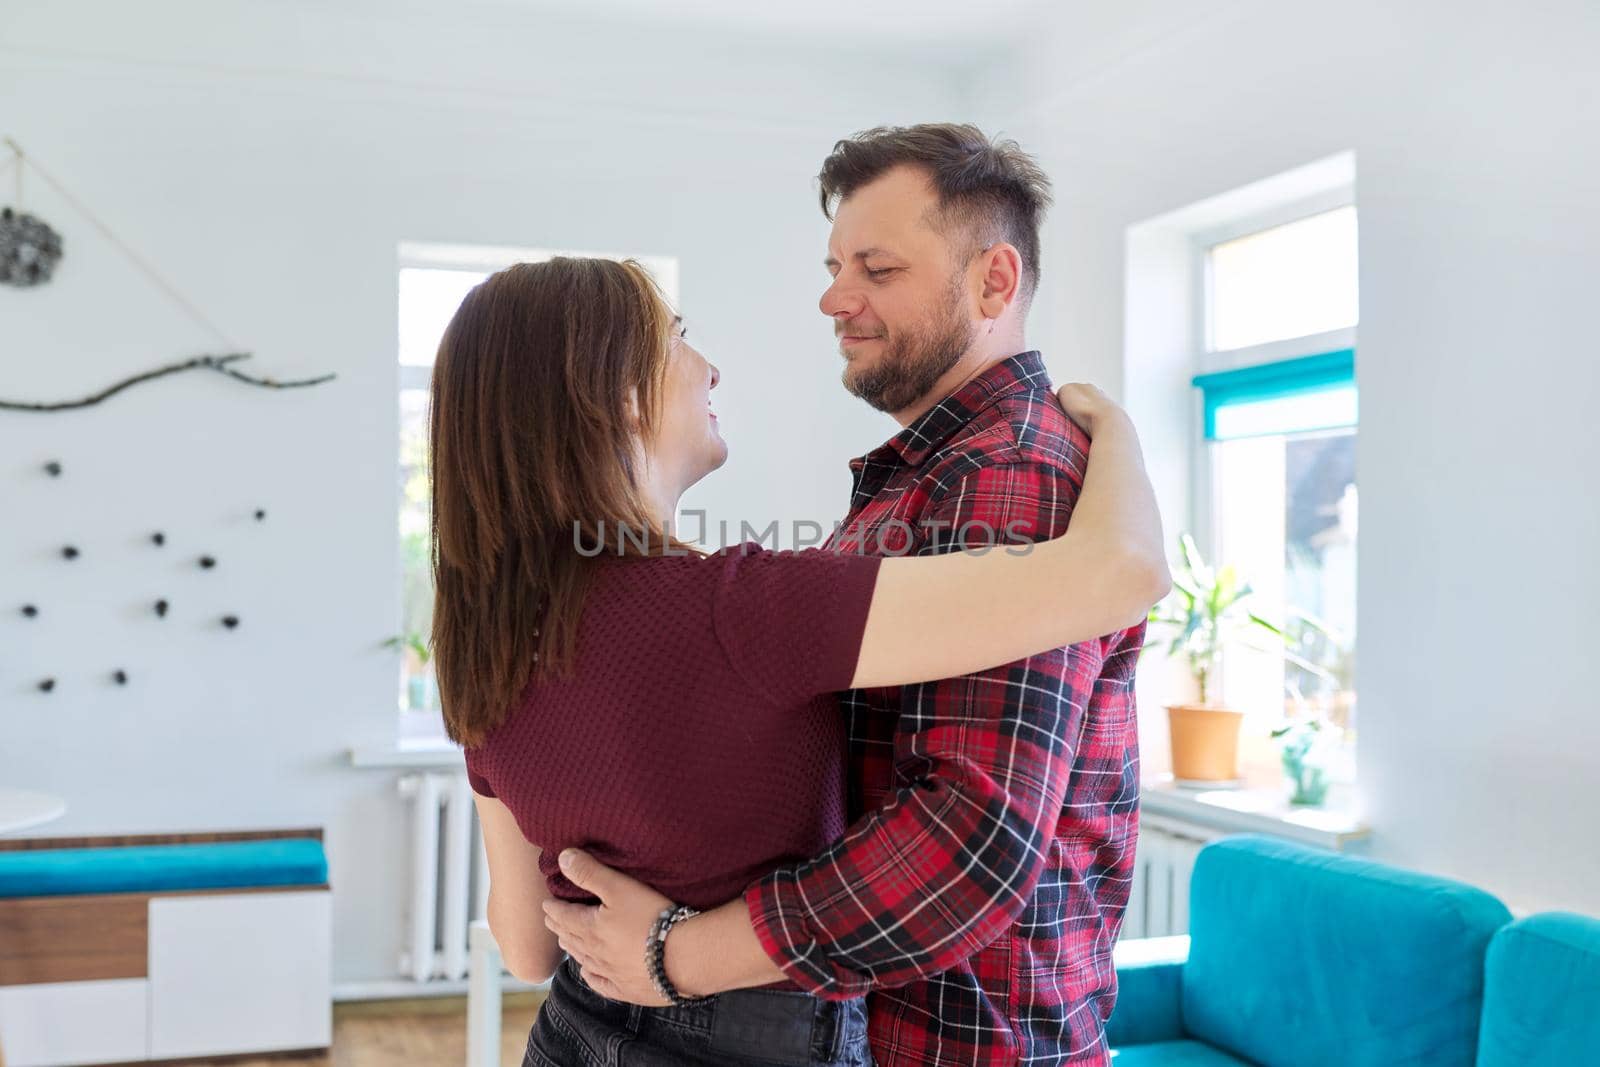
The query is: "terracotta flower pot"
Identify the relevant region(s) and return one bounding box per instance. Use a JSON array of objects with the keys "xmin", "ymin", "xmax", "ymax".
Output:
[{"xmin": 1166, "ymin": 703, "xmax": 1246, "ymax": 783}]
